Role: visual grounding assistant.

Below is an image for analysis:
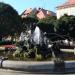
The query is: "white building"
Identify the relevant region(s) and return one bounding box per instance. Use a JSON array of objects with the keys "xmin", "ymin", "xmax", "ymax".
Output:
[{"xmin": 56, "ymin": 0, "xmax": 75, "ymax": 19}]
